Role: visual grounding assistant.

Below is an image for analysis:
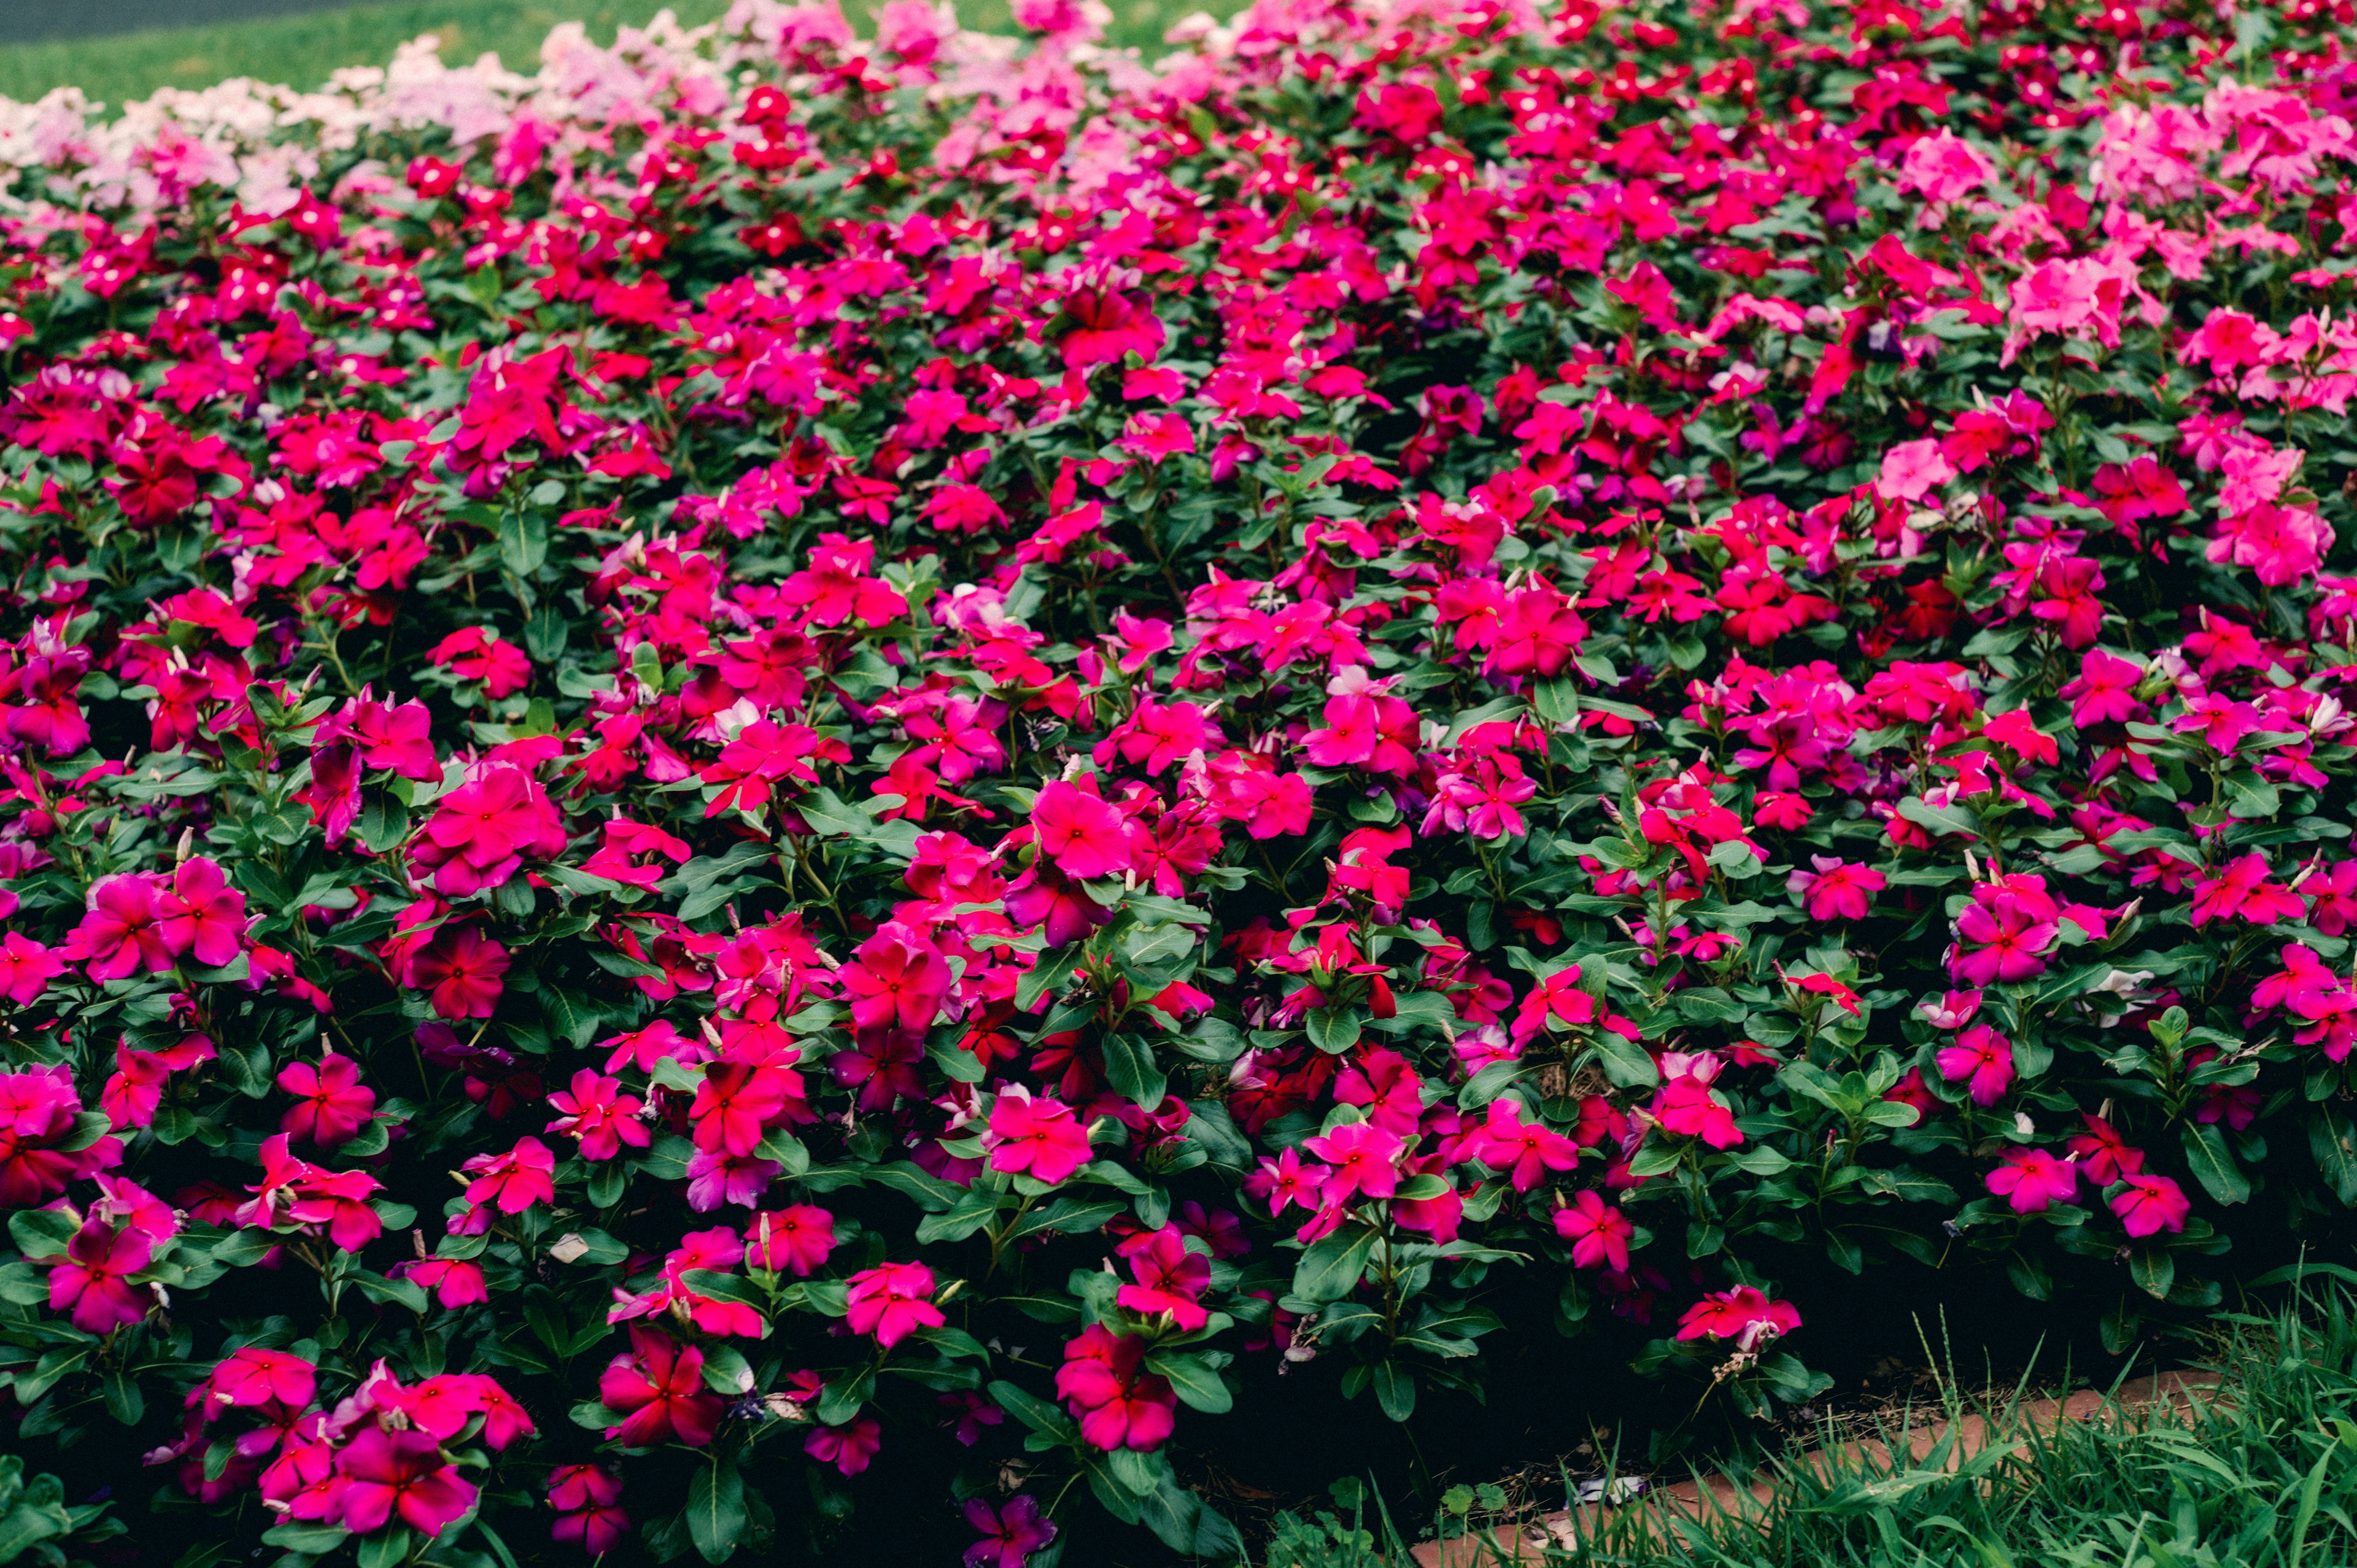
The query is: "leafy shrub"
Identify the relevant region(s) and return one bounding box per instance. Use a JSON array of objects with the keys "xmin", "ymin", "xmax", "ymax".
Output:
[{"xmin": 2, "ymin": 0, "xmax": 2357, "ymax": 1562}]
